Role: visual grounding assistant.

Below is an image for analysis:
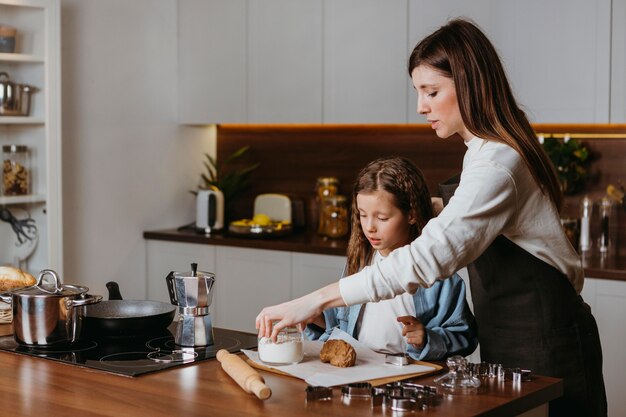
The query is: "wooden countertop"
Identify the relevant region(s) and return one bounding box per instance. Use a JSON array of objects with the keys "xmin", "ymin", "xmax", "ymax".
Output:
[
  {"xmin": 144, "ymin": 229, "xmax": 626, "ymax": 281},
  {"xmin": 0, "ymin": 325, "xmax": 562, "ymax": 417}
]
